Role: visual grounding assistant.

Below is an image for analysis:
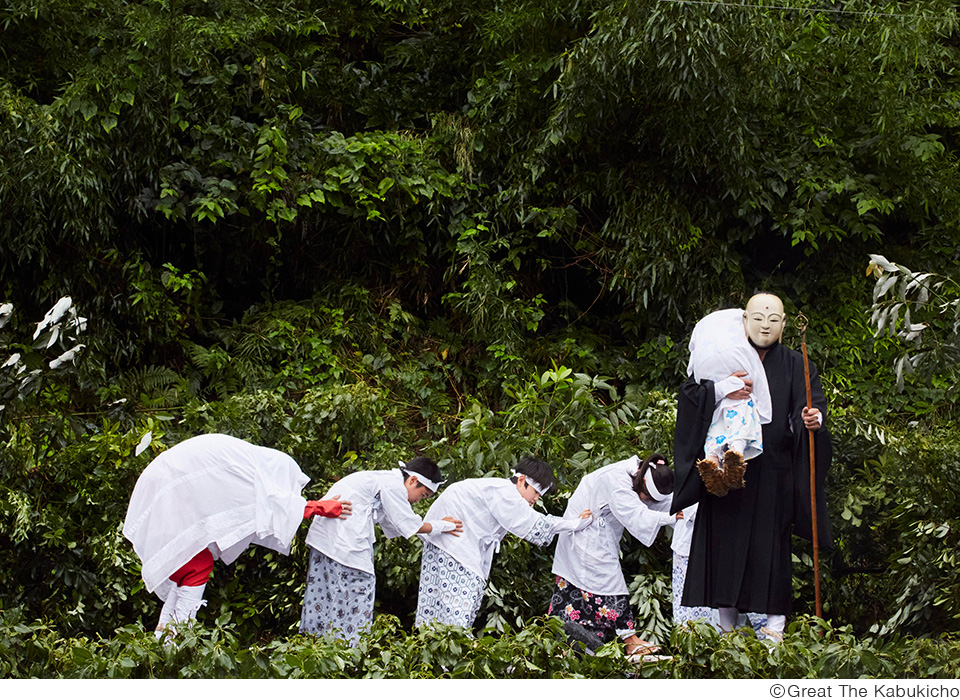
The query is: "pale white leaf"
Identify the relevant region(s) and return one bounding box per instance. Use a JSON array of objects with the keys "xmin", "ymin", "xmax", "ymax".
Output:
[
  {"xmin": 44, "ymin": 326, "xmax": 61, "ymax": 349},
  {"xmin": 877, "ymin": 274, "xmax": 897, "ymax": 299},
  {"xmin": 33, "ymin": 296, "xmax": 72, "ymax": 339},
  {"xmin": 135, "ymin": 431, "xmax": 153, "ymax": 456},
  {"xmin": 869, "ymin": 254, "xmax": 897, "ymax": 272},
  {"xmin": 0, "ymin": 302, "xmax": 12, "ymax": 329},
  {"xmin": 49, "ymin": 344, "xmax": 84, "ymax": 369}
]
